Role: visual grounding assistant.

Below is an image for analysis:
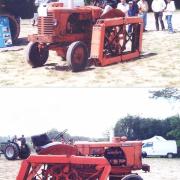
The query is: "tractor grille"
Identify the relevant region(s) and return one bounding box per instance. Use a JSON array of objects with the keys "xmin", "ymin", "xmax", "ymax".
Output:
[{"xmin": 38, "ymin": 12, "xmax": 54, "ymax": 35}]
